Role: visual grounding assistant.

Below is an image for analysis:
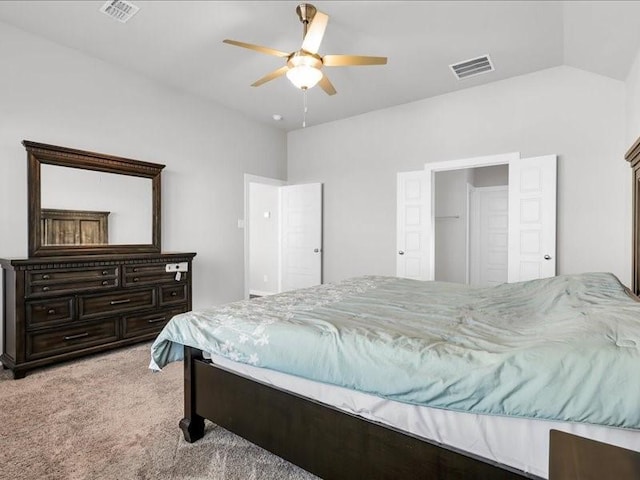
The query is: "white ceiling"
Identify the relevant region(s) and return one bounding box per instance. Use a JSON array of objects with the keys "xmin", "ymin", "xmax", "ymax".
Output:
[{"xmin": 1, "ymin": 1, "xmax": 640, "ymax": 131}]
